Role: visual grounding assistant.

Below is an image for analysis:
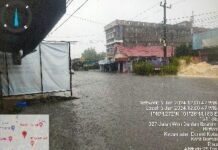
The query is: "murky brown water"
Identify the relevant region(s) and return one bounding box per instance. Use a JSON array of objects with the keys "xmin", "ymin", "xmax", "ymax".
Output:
[{"xmin": 22, "ymin": 71, "xmax": 218, "ymax": 150}]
